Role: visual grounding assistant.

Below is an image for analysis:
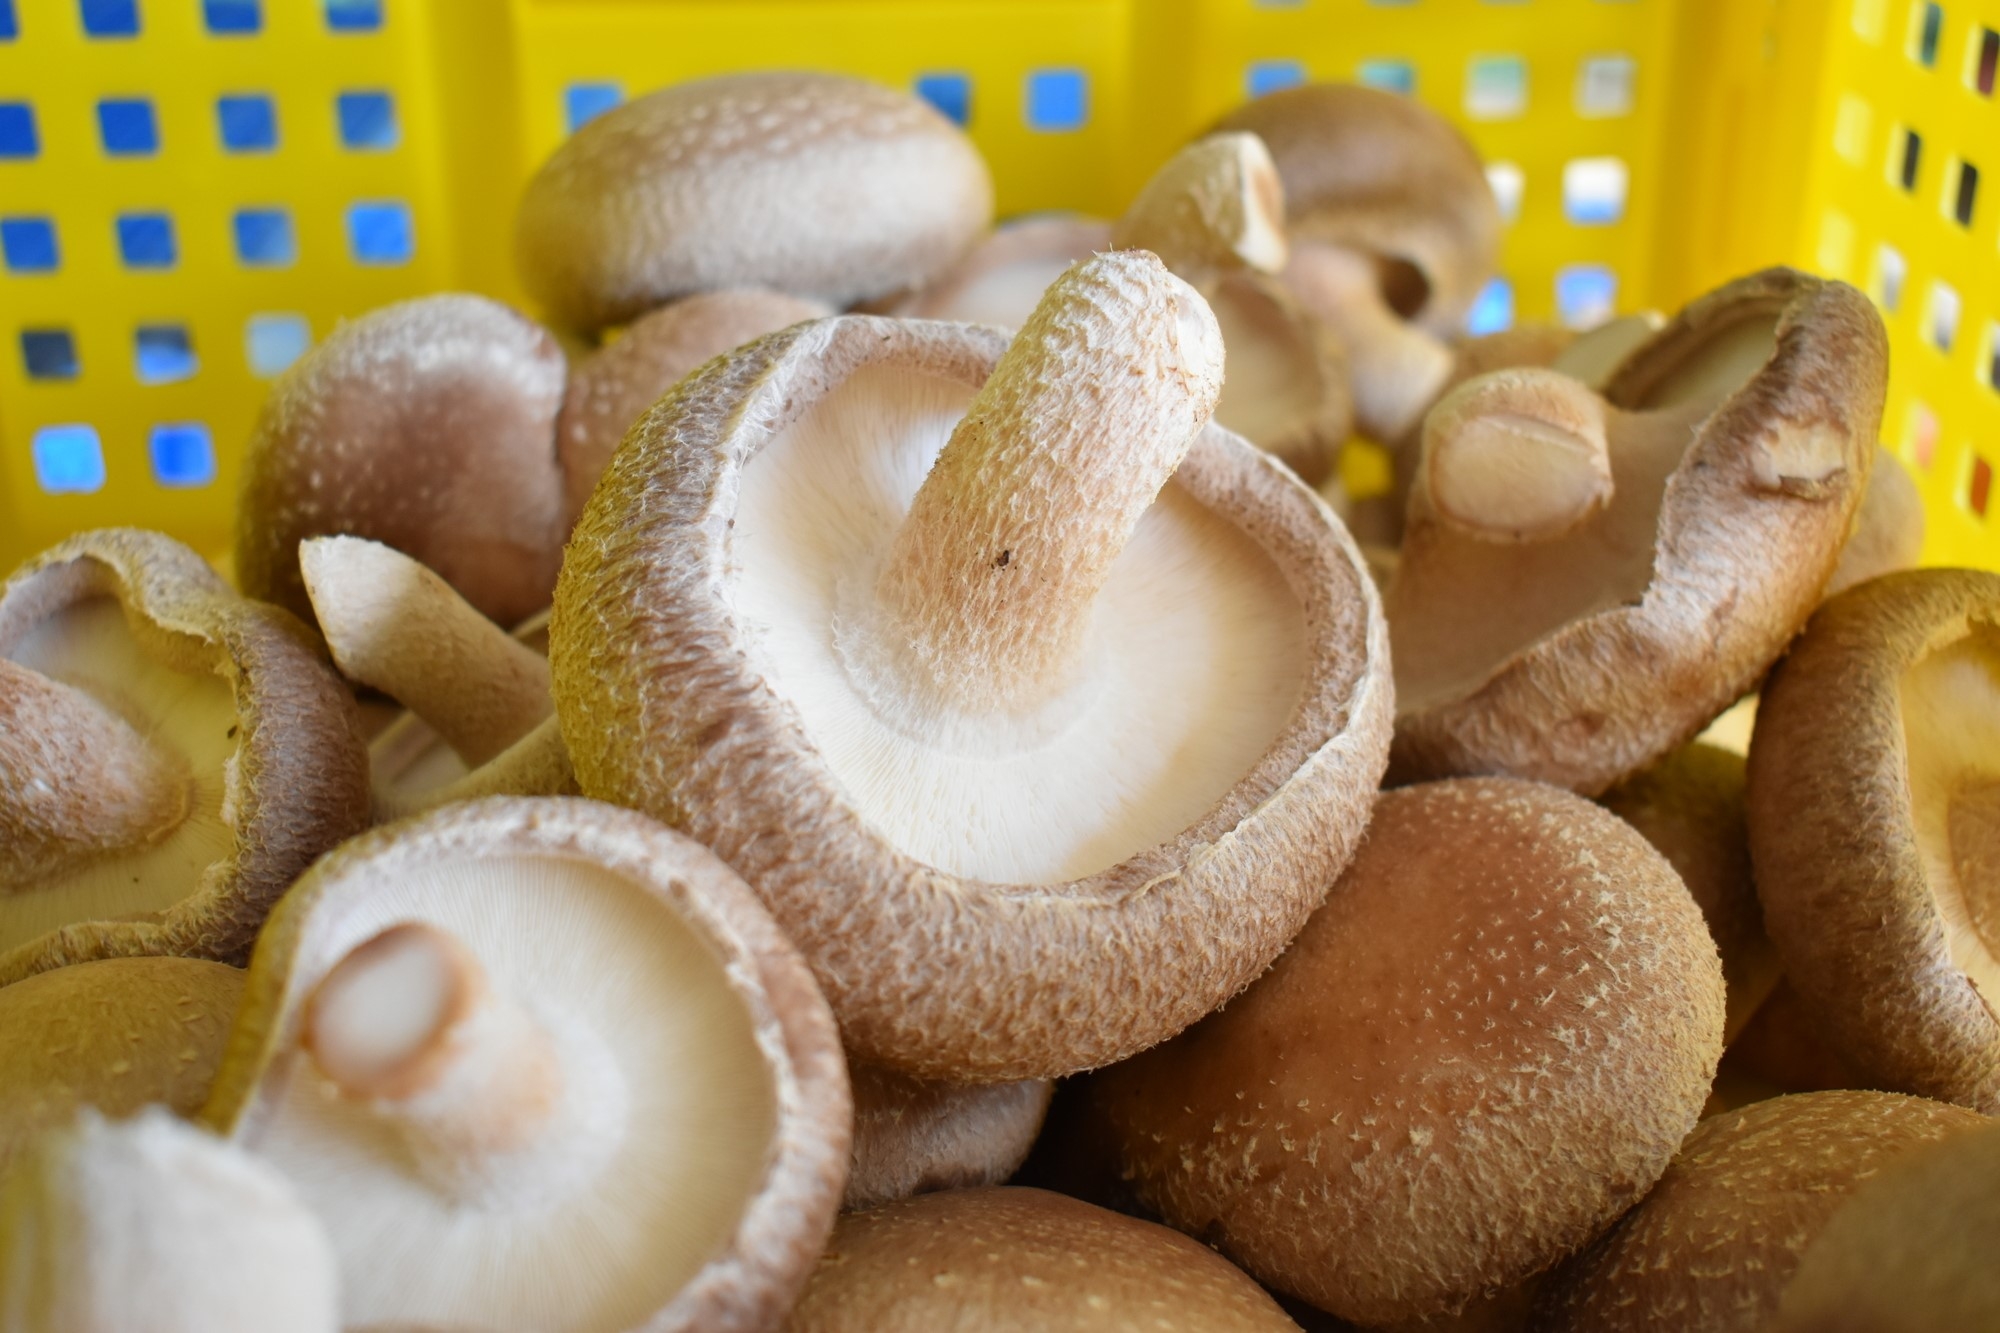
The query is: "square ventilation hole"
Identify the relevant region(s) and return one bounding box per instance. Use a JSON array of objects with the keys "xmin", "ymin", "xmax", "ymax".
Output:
[
  {"xmin": 347, "ymin": 201, "xmax": 412, "ymax": 264},
  {"xmin": 1556, "ymin": 265, "xmax": 1618, "ymax": 329},
  {"xmin": 1, "ymin": 0, "xmax": 15, "ymax": 39},
  {"xmin": 0, "ymin": 102, "xmax": 36, "ymax": 158},
  {"xmin": 20, "ymin": 328, "xmax": 78, "ymax": 381},
  {"xmin": 234, "ymin": 208, "xmax": 294, "ymax": 266},
  {"xmin": 1948, "ymin": 159, "xmax": 1979, "ymax": 226},
  {"xmin": 1928, "ymin": 280, "xmax": 1961, "ymax": 351},
  {"xmin": 1875, "ymin": 243, "xmax": 1907, "ymax": 311},
  {"xmin": 1906, "ymin": 400, "xmax": 1939, "ymax": 468},
  {"xmin": 325, "ymin": 0, "xmax": 381, "ymax": 32},
  {"xmin": 1834, "ymin": 94, "xmax": 1873, "ymax": 165},
  {"xmin": 336, "ymin": 91, "xmax": 397, "ymax": 150},
  {"xmin": 204, "ymin": 0, "xmax": 258, "ymax": 33},
  {"xmin": 32, "ymin": 424, "xmax": 105, "ymax": 493},
  {"xmin": 1966, "ymin": 452, "xmax": 1992, "ymax": 518},
  {"xmin": 1486, "ymin": 162, "xmax": 1525, "ymax": 224},
  {"xmin": 116, "ymin": 213, "xmax": 175, "ymax": 269},
  {"xmin": 98, "ymin": 98, "xmax": 158, "ymax": 156},
  {"xmin": 1466, "ymin": 56, "xmax": 1527, "ymax": 120},
  {"xmin": 1357, "ymin": 60, "xmax": 1415, "ymax": 95},
  {"xmin": 1465, "ymin": 277, "xmax": 1515, "ymax": 336},
  {"xmin": 80, "ymin": 0, "xmax": 138, "ymax": 38},
  {"xmin": 564, "ymin": 83, "xmax": 621, "ymax": 133},
  {"xmin": 1893, "ymin": 126, "xmax": 1923, "ymax": 190},
  {"xmin": 218, "ymin": 95, "xmax": 276, "ymax": 151},
  {"xmin": 149, "ymin": 423, "xmax": 216, "ymax": 488},
  {"xmin": 1247, "ymin": 61, "xmax": 1306, "ymax": 100},
  {"xmin": 1576, "ymin": 55, "xmax": 1636, "ymax": 117},
  {"xmin": 914, "ymin": 73, "xmax": 971, "ymax": 125},
  {"xmin": 1912, "ymin": 2, "xmax": 1944, "ymax": 67},
  {"xmin": 1987, "ymin": 322, "xmax": 2000, "ymax": 393},
  {"xmin": 1563, "ymin": 157, "xmax": 1628, "ymax": 225},
  {"xmin": 134, "ymin": 324, "xmax": 196, "ymax": 383},
  {"xmin": 1026, "ymin": 70, "xmax": 1088, "ymax": 131},
  {"xmin": 246, "ymin": 313, "xmax": 310, "ymax": 376},
  {"xmin": 1, "ymin": 217, "xmax": 57, "ymax": 273},
  {"xmin": 1975, "ymin": 27, "xmax": 1998, "ymax": 94}
]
